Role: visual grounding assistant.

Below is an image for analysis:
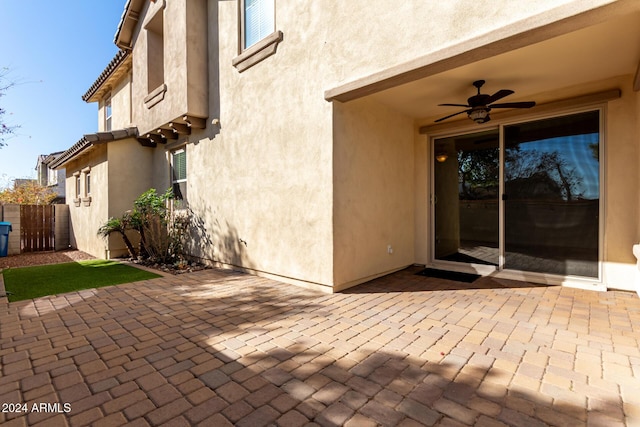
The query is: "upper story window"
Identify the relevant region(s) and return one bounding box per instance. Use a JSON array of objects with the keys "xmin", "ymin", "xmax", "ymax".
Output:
[
  {"xmin": 48, "ymin": 168, "xmax": 57, "ymax": 186},
  {"xmin": 105, "ymin": 97, "xmax": 112, "ymax": 131},
  {"xmin": 143, "ymin": 2, "xmax": 167, "ymax": 108},
  {"xmin": 85, "ymin": 172, "xmax": 91, "ymax": 196},
  {"xmin": 243, "ymin": 0, "xmax": 274, "ymax": 49},
  {"xmin": 233, "ymin": 0, "xmax": 283, "ymax": 72},
  {"xmin": 75, "ymin": 174, "xmax": 81, "ymax": 199},
  {"xmin": 147, "ymin": 10, "xmax": 164, "ymax": 91}
]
